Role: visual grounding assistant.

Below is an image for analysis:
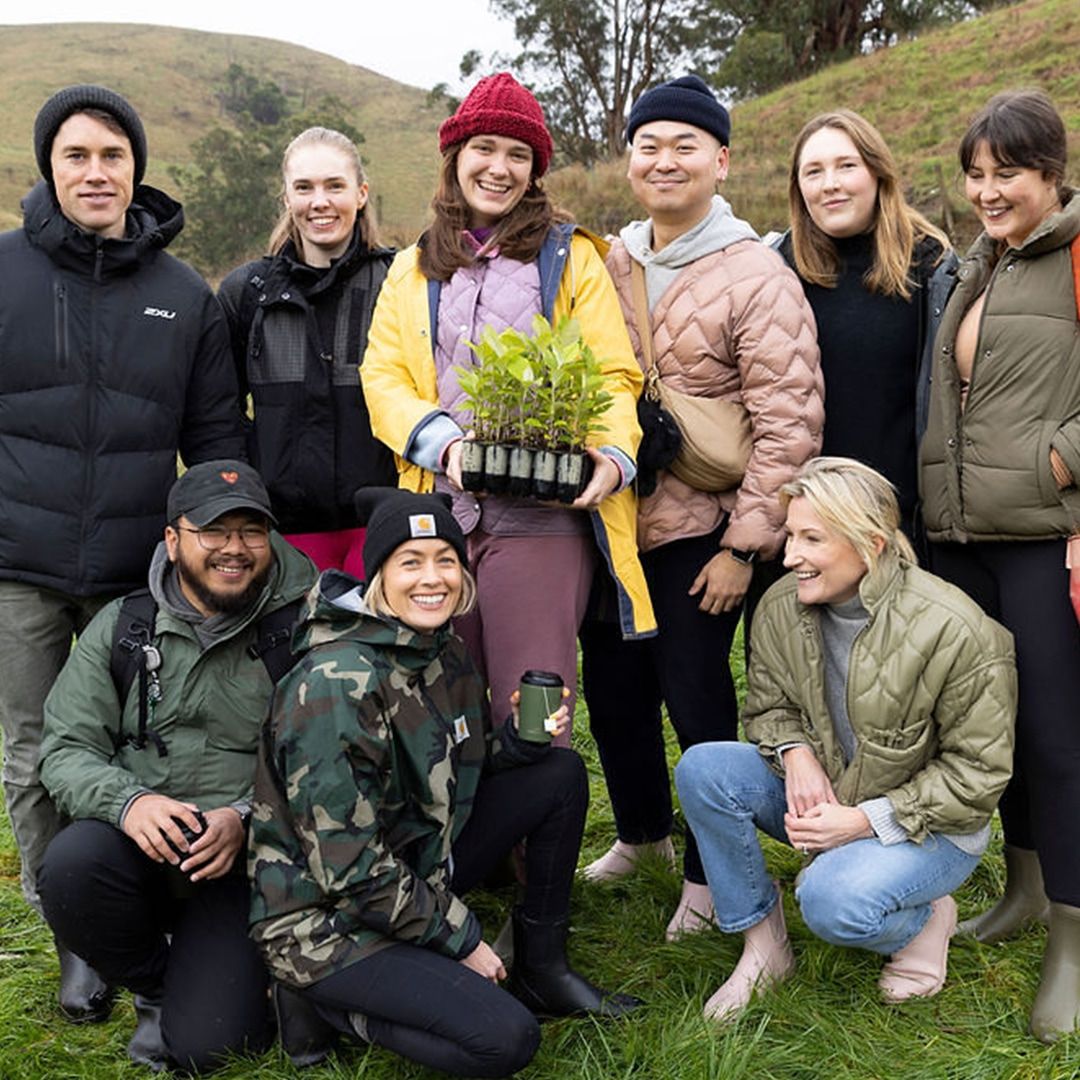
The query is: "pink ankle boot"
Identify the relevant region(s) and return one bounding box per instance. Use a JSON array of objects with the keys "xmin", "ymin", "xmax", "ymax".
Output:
[
  {"xmin": 582, "ymin": 837, "xmax": 675, "ymax": 883},
  {"xmin": 703, "ymin": 886, "xmax": 795, "ymax": 1022},
  {"xmin": 666, "ymin": 880, "xmax": 716, "ymax": 942},
  {"xmin": 878, "ymin": 894, "xmax": 957, "ymax": 1003}
]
